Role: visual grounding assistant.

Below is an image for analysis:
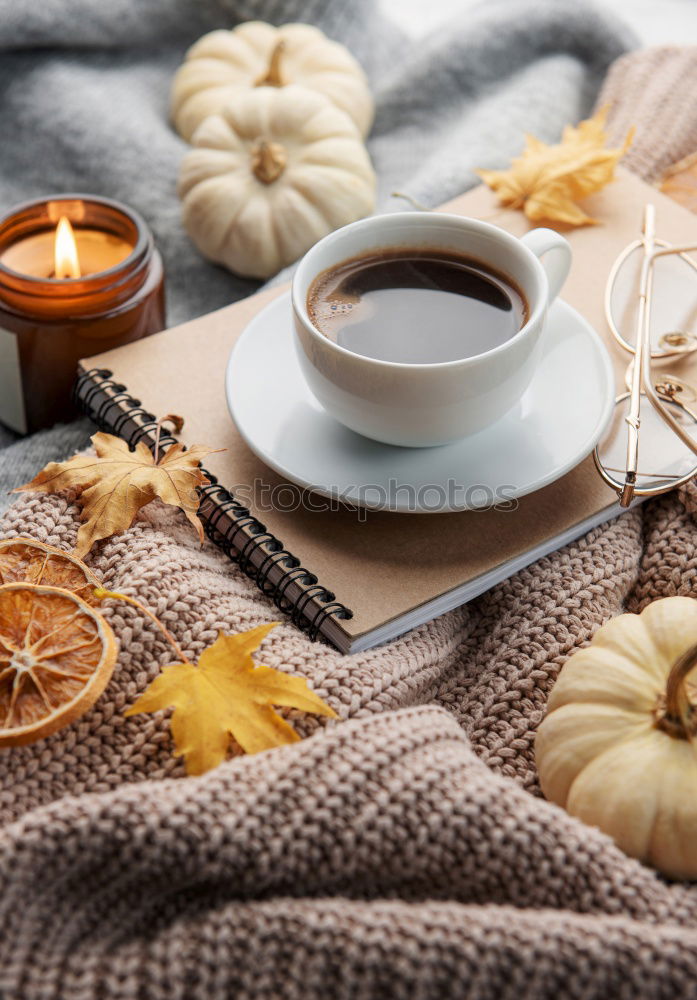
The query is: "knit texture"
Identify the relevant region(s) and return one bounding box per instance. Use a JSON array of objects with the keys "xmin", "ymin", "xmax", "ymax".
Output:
[
  {"xmin": 0, "ymin": 0, "xmax": 631, "ymax": 329},
  {"xmin": 0, "ymin": 0, "xmax": 633, "ymax": 454},
  {"xmin": 2, "ymin": 483, "xmax": 697, "ymax": 1000},
  {"xmin": 598, "ymin": 45, "xmax": 697, "ymax": 183},
  {"xmin": 3, "ymin": 6, "xmax": 697, "ymax": 997}
]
